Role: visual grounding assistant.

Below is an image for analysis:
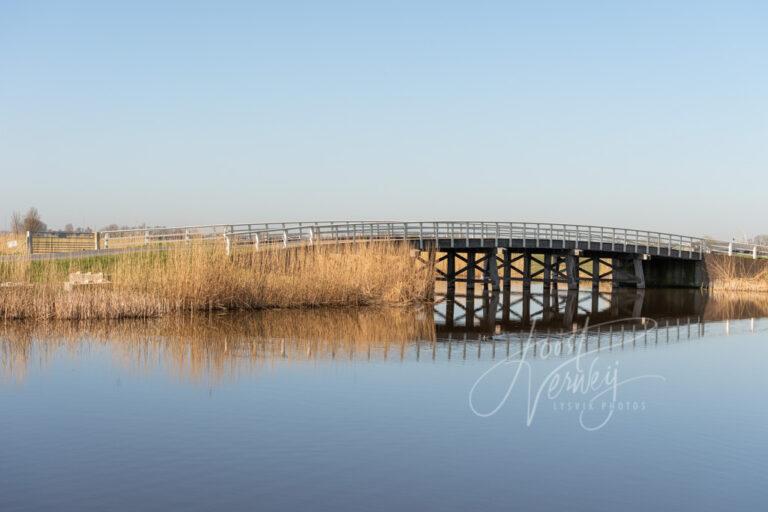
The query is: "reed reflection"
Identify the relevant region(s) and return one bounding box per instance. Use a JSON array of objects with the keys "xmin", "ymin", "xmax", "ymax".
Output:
[
  {"xmin": 0, "ymin": 308, "xmax": 435, "ymax": 383},
  {"xmin": 2, "ymin": 289, "xmax": 768, "ymax": 384}
]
